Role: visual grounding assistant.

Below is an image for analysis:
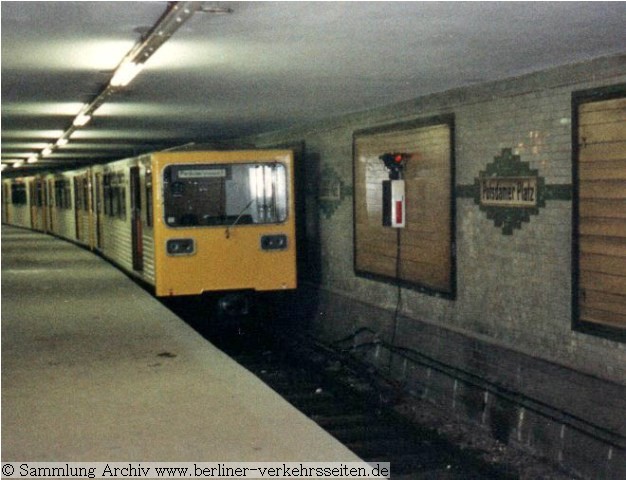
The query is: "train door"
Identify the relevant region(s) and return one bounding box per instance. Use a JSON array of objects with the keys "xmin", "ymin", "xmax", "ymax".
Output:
[
  {"xmin": 94, "ymin": 173, "xmax": 104, "ymax": 249},
  {"xmin": 39, "ymin": 179, "xmax": 48, "ymax": 233},
  {"xmin": 73, "ymin": 177, "xmax": 81, "ymax": 239},
  {"xmin": 130, "ymin": 166, "xmax": 143, "ymax": 271},
  {"xmin": 47, "ymin": 178, "xmax": 54, "ymax": 232},
  {"xmin": 29, "ymin": 181, "xmax": 36, "ymax": 229},
  {"xmin": 85, "ymin": 173, "xmax": 94, "ymax": 248},
  {"xmin": 2, "ymin": 182, "xmax": 10, "ymax": 224}
]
